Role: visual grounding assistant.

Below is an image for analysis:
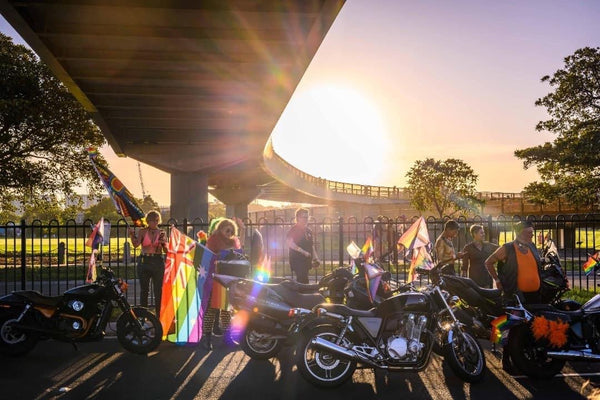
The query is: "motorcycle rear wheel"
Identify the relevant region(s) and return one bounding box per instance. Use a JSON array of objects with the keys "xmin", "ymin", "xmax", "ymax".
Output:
[
  {"xmin": 508, "ymin": 324, "xmax": 565, "ymax": 379},
  {"xmin": 240, "ymin": 322, "xmax": 282, "ymax": 360},
  {"xmin": 116, "ymin": 307, "xmax": 162, "ymax": 354},
  {"xmin": 296, "ymin": 325, "xmax": 356, "ymax": 388},
  {"xmin": 0, "ymin": 313, "xmax": 38, "ymax": 356},
  {"xmin": 444, "ymin": 329, "xmax": 485, "ymax": 383}
]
